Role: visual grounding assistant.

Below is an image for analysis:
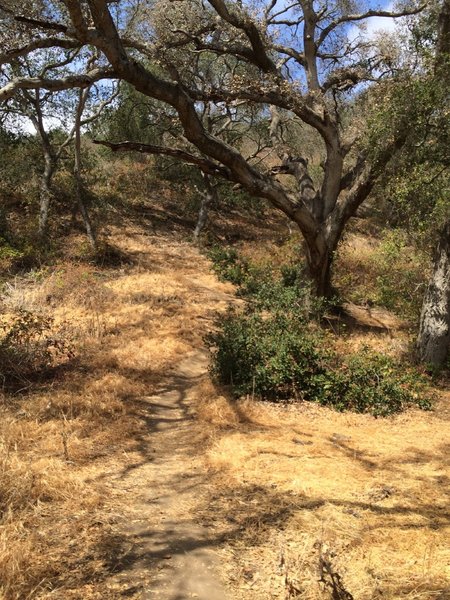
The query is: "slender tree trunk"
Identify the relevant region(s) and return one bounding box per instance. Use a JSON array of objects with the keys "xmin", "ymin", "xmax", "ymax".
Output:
[
  {"xmin": 38, "ymin": 152, "xmax": 56, "ymax": 238},
  {"xmin": 417, "ymin": 220, "xmax": 450, "ymax": 368},
  {"xmin": 73, "ymin": 89, "xmax": 96, "ymax": 250},
  {"xmin": 74, "ymin": 137, "xmax": 96, "ymax": 249},
  {"xmin": 194, "ymin": 174, "xmax": 217, "ymax": 239}
]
